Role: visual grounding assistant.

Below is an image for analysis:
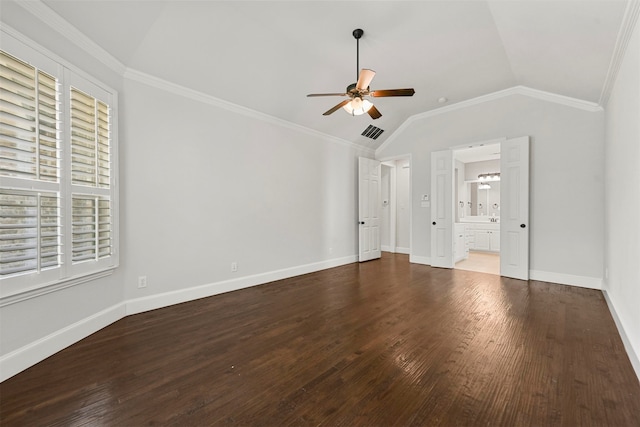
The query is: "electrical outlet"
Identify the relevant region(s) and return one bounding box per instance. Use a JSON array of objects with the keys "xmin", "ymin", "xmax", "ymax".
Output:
[
  {"xmin": 329, "ymin": 247, "xmax": 333, "ymax": 254},
  {"xmin": 231, "ymin": 262, "xmax": 238, "ymax": 272},
  {"xmin": 138, "ymin": 276, "xmax": 147, "ymax": 288}
]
